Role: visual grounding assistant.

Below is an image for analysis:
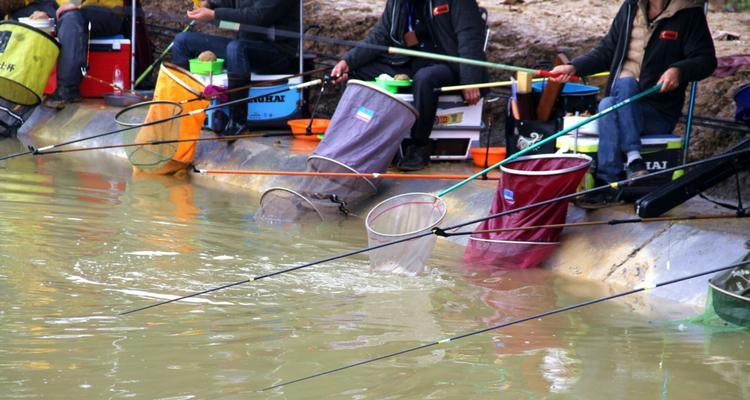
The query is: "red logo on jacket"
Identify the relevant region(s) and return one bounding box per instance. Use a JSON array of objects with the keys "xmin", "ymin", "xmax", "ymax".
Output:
[
  {"xmin": 660, "ymin": 30, "xmax": 678, "ymax": 40},
  {"xmin": 433, "ymin": 4, "xmax": 449, "ymax": 15}
]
